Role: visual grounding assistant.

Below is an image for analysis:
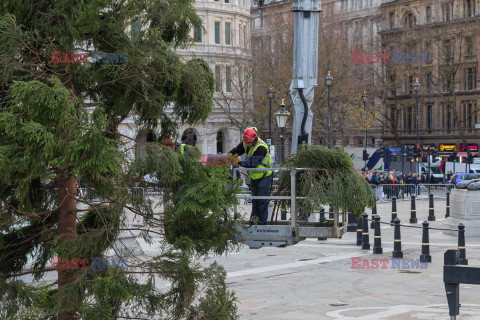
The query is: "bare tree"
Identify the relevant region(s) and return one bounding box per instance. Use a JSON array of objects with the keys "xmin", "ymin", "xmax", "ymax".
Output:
[{"xmin": 213, "ymin": 55, "xmax": 255, "ymax": 136}]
